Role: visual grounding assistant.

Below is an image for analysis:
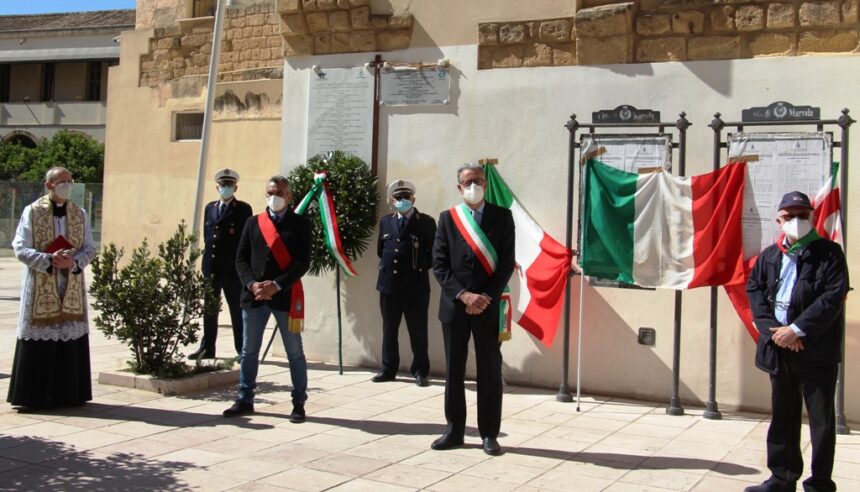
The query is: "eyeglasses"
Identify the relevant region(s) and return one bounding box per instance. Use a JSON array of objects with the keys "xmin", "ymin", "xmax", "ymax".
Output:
[
  {"xmin": 393, "ymin": 193, "xmax": 413, "ymax": 200},
  {"xmin": 459, "ymin": 178, "xmax": 485, "ymax": 187}
]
